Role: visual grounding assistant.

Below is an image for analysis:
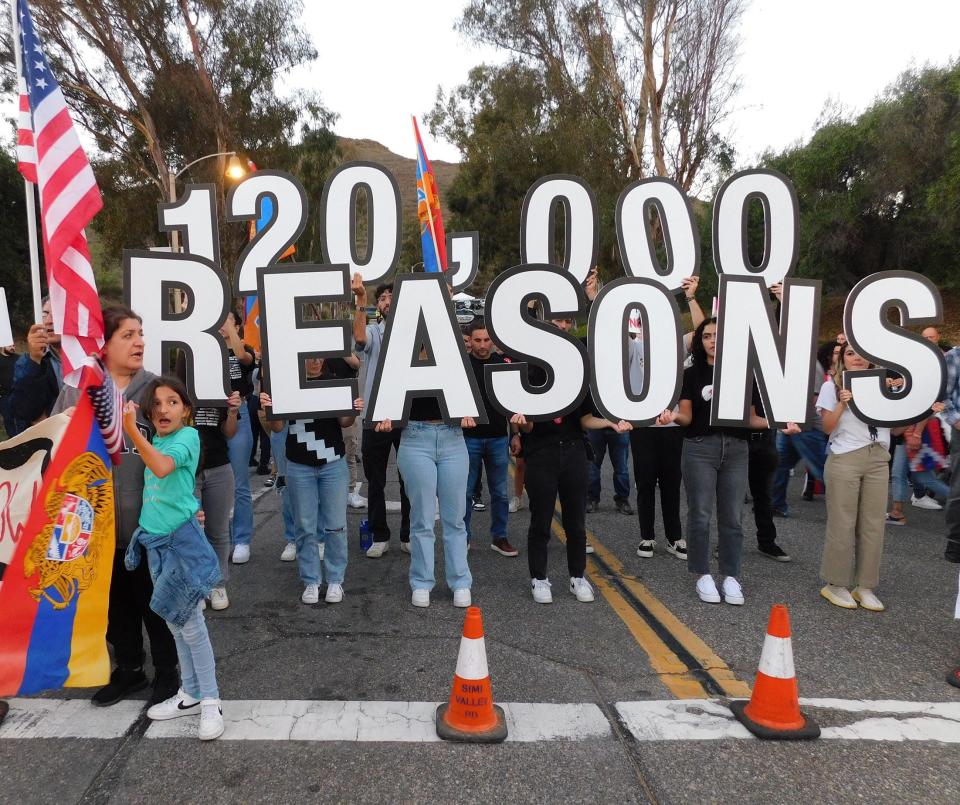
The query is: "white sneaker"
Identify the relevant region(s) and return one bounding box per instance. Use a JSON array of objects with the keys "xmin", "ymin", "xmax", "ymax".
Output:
[
  {"xmin": 200, "ymin": 598, "xmax": 207, "ymax": 611},
  {"xmin": 666, "ymin": 539, "xmax": 688, "ymax": 560},
  {"xmin": 637, "ymin": 540, "xmax": 655, "ymax": 558},
  {"xmin": 366, "ymin": 541, "xmax": 389, "ymax": 558},
  {"xmin": 231, "ymin": 544, "xmax": 250, "ymax": 564},
  {"xmin": 147, "ymin": 688, "xmax": 200, "ymax": 721},
  {"xmin": 721, "ymin": 576, "xmax": 744, "ymax": 605},
  {"xmin": 820, "ymin": 584, "xmax": 857, "ymax": 609},
  {"xmin": 585, "ymin": 544, "xmax": 595, "ymax": 554},
  {"xmin": 385, "ymin": 500, "xmax": 402, "ymax": 512},
  {"xmin": 508, "ymin": 496, "xmax": 520, "ymax": 513},
  {"xmin": 400, "ymin": 541, "xmax": 412, "ymax": 554},
  {"xmin": 325, "ymin": 583, "xmax": 344, "ymax": 604},
  {"xmin": 280, "ymin": 542, "xmax": 297, "ymax": 561},
  {"xmin": 199, "ymin": 699, "xmax": 224, "ymax": 740},
  {"xmin": 318, "ymin": 542, "xmax": 325, "ymax": 562},
  {"xmin": 531, "ymin": 578, "xmax": 553, "ymax": 604},
  {"xmin": 569, "ymin": 577, "xmax": 595, "ymax": 603},
  {"xmin": 453, "ymin": 588, "xmax": 472, "ymax": 607},
  {"xmin": 696, "ymin": 574, "xmax": 721, "ymax": 604},
  {"xmin": 348, "ymin": 491, "xmax": 367, "ymax": 509},
  {"xmin": 435, "ymin": 498, "xmax": 441, "ymax": 522},
  {"xmin": 852, "ymin": 587, "xmax": 885, "ymax": 612},
  {"xmin": 411, "ymin": 588, "xmax": 430, "ymax": 607},
  {"xmin": 301, "ymin": 584, "xmax": 319, "ymax": 604},
  {"xmin": 911, "ymin": 493, "xmax": 943, "ymax": 510},
  {"xmin": 209, "ymin": 587, "xmax": 229, "ymax": 611}
]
